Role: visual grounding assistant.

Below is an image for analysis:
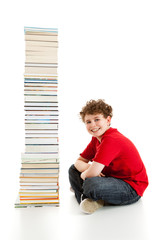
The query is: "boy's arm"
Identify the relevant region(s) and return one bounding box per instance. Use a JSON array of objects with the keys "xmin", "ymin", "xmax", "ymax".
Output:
[
  {"xmin": 74, "ymin": 156, "xmax": 91, "ymax": 173},
  {"xmin": 81, "ymin": 161, "xmax": 105, "ymax": 180}
]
